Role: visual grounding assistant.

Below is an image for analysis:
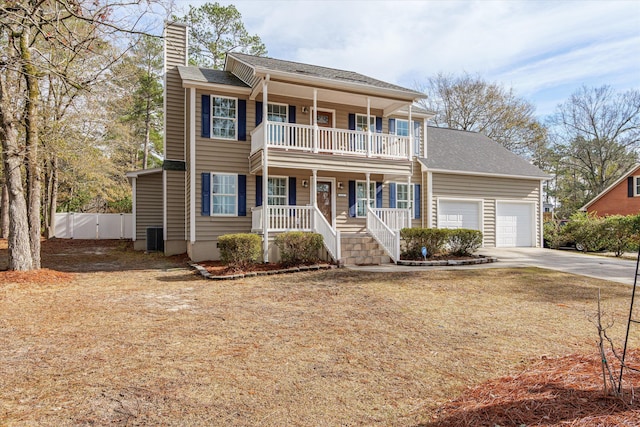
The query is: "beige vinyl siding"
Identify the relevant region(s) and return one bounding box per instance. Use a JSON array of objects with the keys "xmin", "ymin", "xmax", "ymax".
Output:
[
  {"xmin": 195, "ymin": 88, "xmax": 253, "ymax": 240},
  {"xmin": 165, "ymin": 170, "xmax": 186, "ymax": 240},
  {"xmin": 164, "ymin": 24, "xmax": 187, "ymax": 161},
  {"xmin": 430, "ymin": 173, "xmax": 540, "ymax": 246},
  {"xmin": 135, "ymin": 172, "xmax": 163, "ymax": 239}
]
